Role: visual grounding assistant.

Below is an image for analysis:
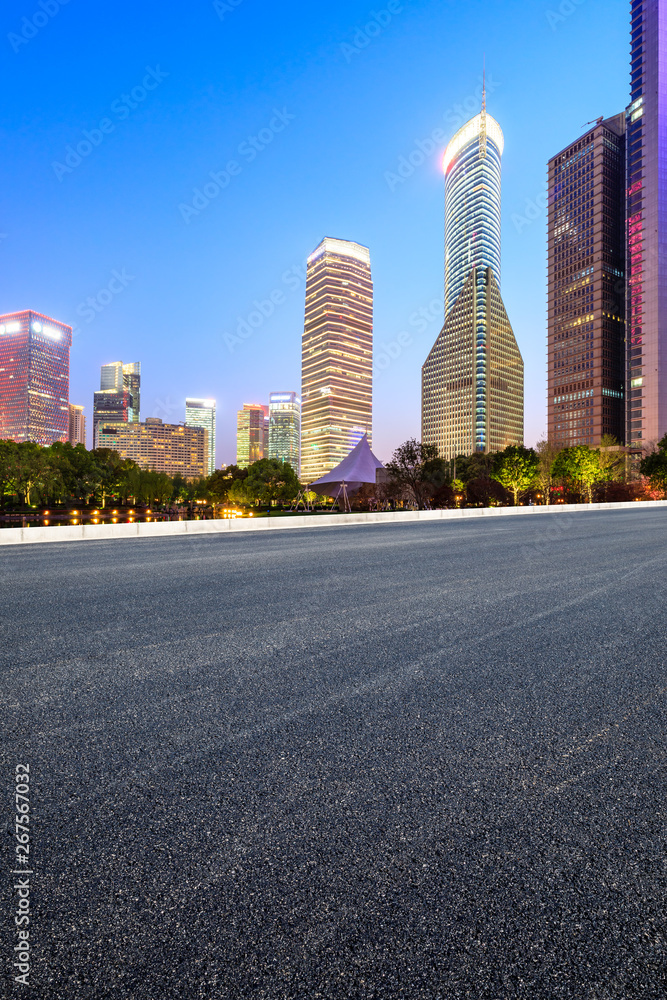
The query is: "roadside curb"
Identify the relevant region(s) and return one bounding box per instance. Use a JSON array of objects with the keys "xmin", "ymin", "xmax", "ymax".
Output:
[{"xmin": 1, "ymin": 499, "xmax": 666, "ymax": 546}]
